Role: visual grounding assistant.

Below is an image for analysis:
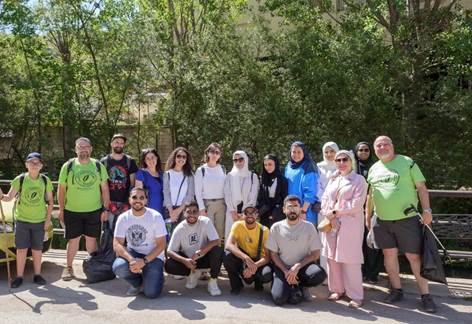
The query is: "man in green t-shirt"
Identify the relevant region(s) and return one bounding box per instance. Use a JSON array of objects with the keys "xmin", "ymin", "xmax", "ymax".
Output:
[
  {"xmin": 58, "ymin": 137, "xmax": 110, "ymax": 281},
  {"xmin": 365, "ymin": 136, "xmax": 436, "ymax": 313},
  {"xmin": 1, "ymin": 152, "xmax": 53, "ymax": 288}
]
